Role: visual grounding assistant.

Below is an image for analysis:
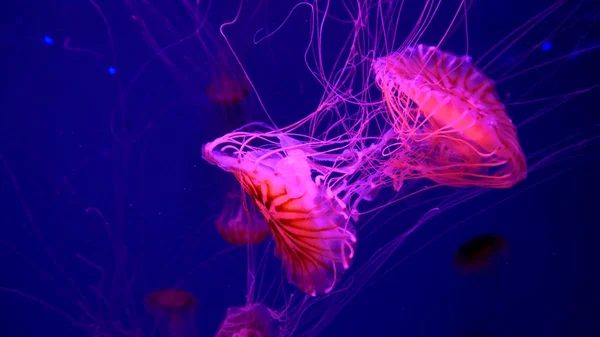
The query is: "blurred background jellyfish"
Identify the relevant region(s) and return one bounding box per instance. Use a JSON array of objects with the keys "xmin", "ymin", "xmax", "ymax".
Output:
[
  {"xmin": 145, "ymin": 288, "xmax": 198, "ymax": 337},
  {"xmin": 216, "ymin": 190, "xmax": 270, "ymax": 246},
  {"xmin": 206, "ymin": 51, "xmax": 252, "ymax": 131},
  {"xmin": 454, "ymin": 234, "xmax": 509, "ymax": 275},
  {"xmin": 214, "ymin": 303, "xmax": 281, "ymax": 337},
  {"xmin": 206, "ymin": 58, "xmax": 250, "ymax": 108}
]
